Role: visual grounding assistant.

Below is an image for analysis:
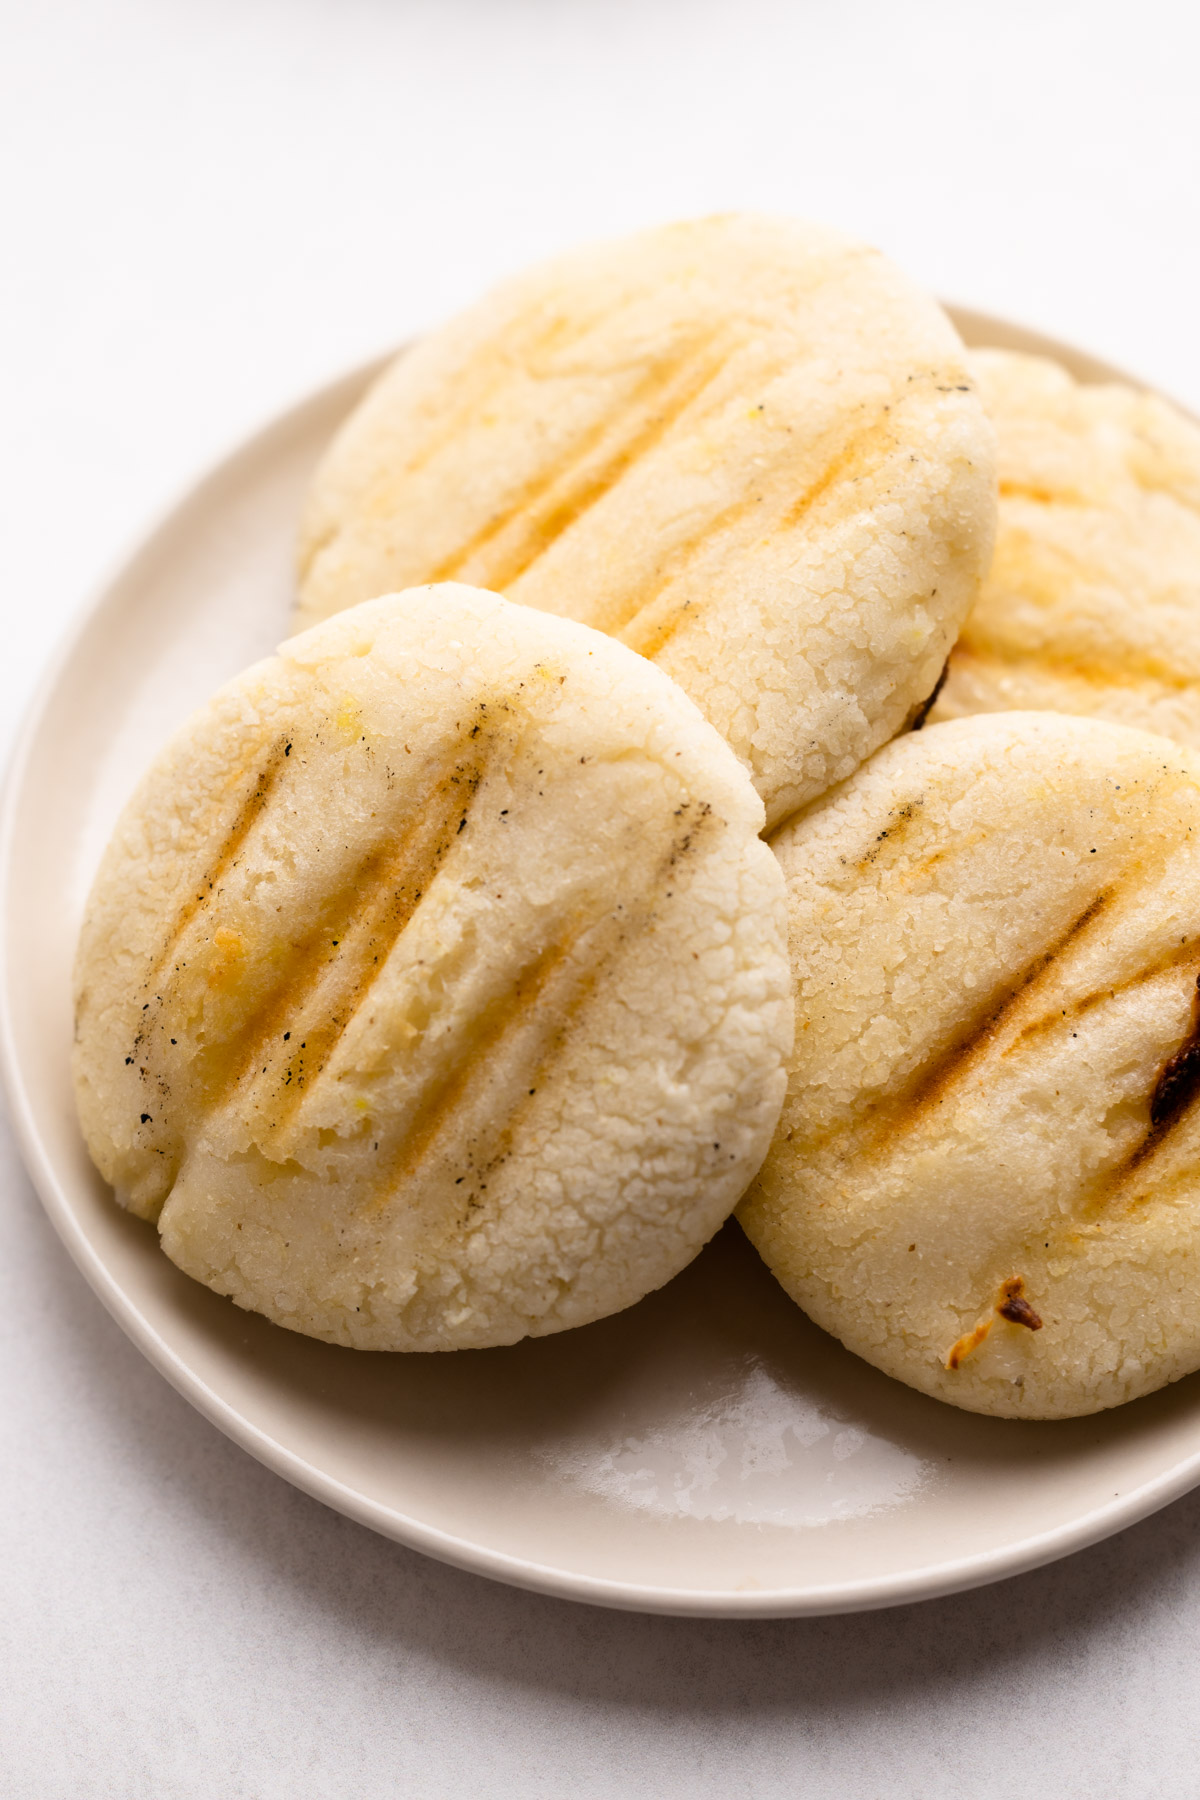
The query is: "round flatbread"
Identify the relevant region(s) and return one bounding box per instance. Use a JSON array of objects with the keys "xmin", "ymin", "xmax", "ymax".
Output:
[
  {"xmin": 739, "ymin": 712, "xmax": 1200, "ymax": 1418},
  {"xmin": 297, "ymin": 215, "xmax": 996, "ymax": 830},
  {"xmin": 932, "ymin": 347, "xmax": 1200, "ymax": 743},
  {"xmin": 73, "ymin": 585, "xmax": 792, "ymax": 1351}
]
